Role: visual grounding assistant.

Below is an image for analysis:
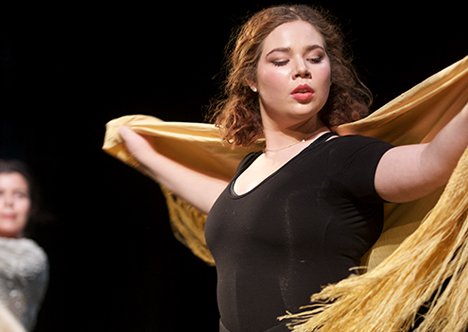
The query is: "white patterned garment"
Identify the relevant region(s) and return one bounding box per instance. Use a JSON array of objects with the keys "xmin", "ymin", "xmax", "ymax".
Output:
[{"xmin": 0, "ymin": 237, "xmax": 48, "ymax": 331}]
